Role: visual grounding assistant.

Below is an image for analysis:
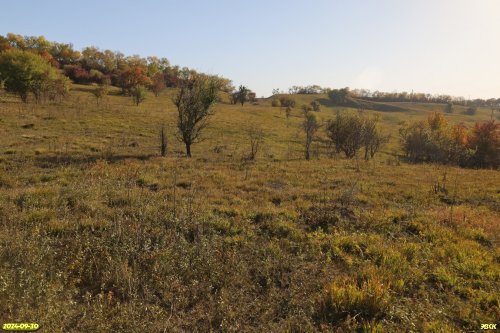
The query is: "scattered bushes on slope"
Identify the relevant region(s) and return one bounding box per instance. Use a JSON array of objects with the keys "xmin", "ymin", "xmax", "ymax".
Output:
[{"xmin": 399, "ymin": 112, "xmax": 499, "ymax": 168}]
